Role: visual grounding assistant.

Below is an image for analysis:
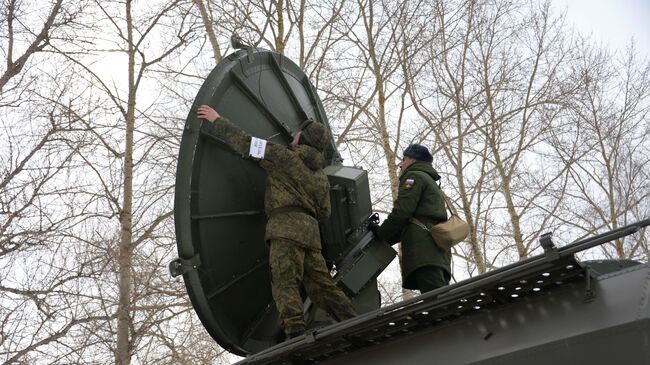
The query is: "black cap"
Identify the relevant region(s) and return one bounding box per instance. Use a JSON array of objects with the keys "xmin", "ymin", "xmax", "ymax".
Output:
[{"xmin": 403, "ymin": 144, "xmax": 433, "ymax": 163}]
